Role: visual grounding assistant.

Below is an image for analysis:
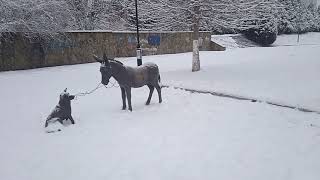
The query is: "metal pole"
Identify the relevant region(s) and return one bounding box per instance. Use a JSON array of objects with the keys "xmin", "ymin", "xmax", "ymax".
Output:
[{"xmin": 135, "ymin": 0, "xmax": 142, "ymax": 66}]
